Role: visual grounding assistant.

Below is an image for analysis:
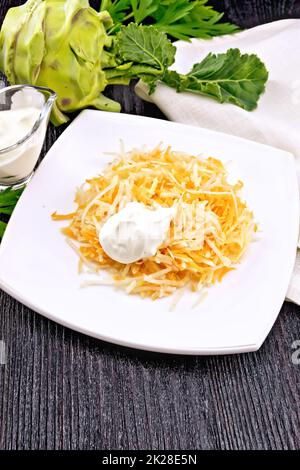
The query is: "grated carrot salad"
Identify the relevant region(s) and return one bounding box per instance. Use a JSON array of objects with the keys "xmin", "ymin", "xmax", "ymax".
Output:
[{"xmin": 52, "ymin": 145, "xmax": 256, "ymax": 300}]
